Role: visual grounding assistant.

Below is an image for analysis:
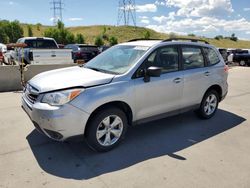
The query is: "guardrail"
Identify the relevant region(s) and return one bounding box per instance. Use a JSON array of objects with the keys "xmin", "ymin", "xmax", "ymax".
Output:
[{"xmin": 0, "ymin": 64, "xmax": 76, "ymax": 92}]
